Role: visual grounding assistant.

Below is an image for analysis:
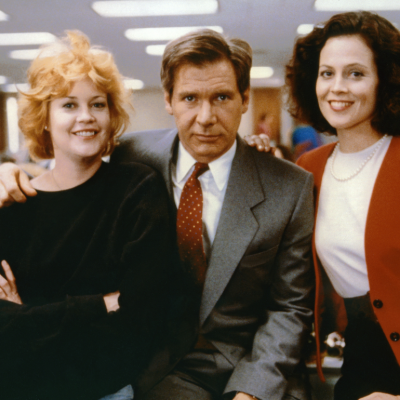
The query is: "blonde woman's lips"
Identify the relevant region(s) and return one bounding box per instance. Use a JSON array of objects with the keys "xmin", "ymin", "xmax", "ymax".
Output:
[{"xmin": 73, "ymin": 130, "xmax": 97, "ymax": 137}]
